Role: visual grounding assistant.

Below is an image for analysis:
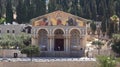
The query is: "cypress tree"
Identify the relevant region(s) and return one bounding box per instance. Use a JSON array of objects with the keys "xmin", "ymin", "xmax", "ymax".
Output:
[
  {"xmin": 21, "ymin": 0, "xmax": 30, "ymax": 23},
  {"xmin": 35, "ymin": 0, "xmax": 41, "ymax": 17},
  {"xmin": 56, "ymin": 0, "xmax": 62, "ymax": 10},
  {"xmin": 24, "ymin": 0, "xmax": 31, "ymax": 22},
  {"xmin": 98, "ymin": 0, "xmax": 108, "ymax": 34},
  {"xmin": 28, "ymin": 1, "xmax": 35, "ymax": 19},
  {"xmin": 6, "ymin": 0, "xmax": 13, "ymax": 24},
  {"xmin": 0, "ymin": 0, "xmax": 2, "ymax": 18},
  {"xmin": 115, "ymin": 0, "xmax": 120, "ymax": 17},
  {"xmin": 16, "ymin": 0, "xmax": 28, "ymax": 23},
  {"xmin": 34, "ymin": 0, "xmax": 46, "ymax": 17},
  {"xmin": 115, "ymin": 0, "xmax": 120, "ymax": 32},
  {"xmin": 68, "ymin": 0, "xmax": 81, "ymax": 16},
  {"xmin": 68, "ymin": 1, "xmax": 74, "ymax": 14},
  {"xmin": 101, "ymin": 17, "xmax": 107, "ymax": 34},
  {"xmin": 77, "ymin": 0, "xmax": 83, "ymax": 17},
  {"xmin": 39, "ymin": 0, "xmax": 46, "ymax": 15},
  {"xmin": 89, "ymin": 0, "xmax": 97, "ymax": 20},
  {"xmin": 5, "ymin": 0, "xmax": 120, "ymax": 25},
  {"xmin": 16, "ymin": 0, "xmax": 23, "ymax": 24},
  {"xmin": 79, "ymin": 0, "xmax": 85, "ymax": 7},
  {"xmin": 83, "ymin": 0, "xmax": 92, "ymax": 19},
  {"xmin": 61, "ymin": 0, "xmax": 69, "ymax": 12},
  {"xmin": 48, "ymin": 0, "xmax": 56, "ymax": 13},
  {"xmin": 97, "ymin": 0, "xmax": 105, "ymax": 21}
]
